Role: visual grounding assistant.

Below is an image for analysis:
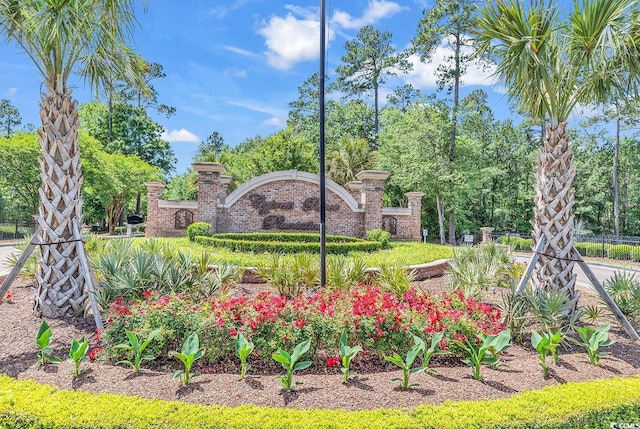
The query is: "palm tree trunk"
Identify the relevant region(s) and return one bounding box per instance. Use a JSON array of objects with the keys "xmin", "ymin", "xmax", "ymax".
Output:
[
  {"xmin": 613, "ymin": 116, "xmax": 620, "ymax": 238},
  {"xmin": 532, "ymin": 122, "xmax": 577, "ymax": 303},
  {"xmin": 34, "ymin": 85, "xmax": 88, "ymax": 318}
]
